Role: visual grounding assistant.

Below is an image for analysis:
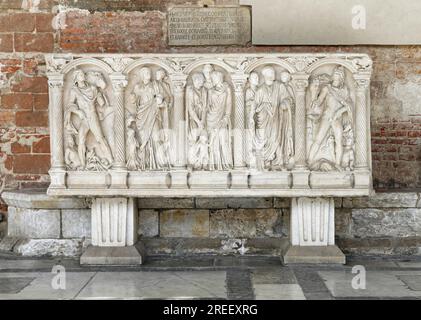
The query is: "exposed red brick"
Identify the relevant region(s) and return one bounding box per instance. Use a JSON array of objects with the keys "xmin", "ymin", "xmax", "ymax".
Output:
[
  {"xmin": 14, "ymin": 33, "xmax": 54, "ymax": 52},
  {"xmin": 20, "ymin": 181, "xmax": 50, "ymax": 189},
  {"xmin": 33, "ymin": 94, "xmax": 49, "ymax": 110},
  {"xmin": 0, "ymin": 33, "xmax": 13, "ymax": 52},
  {"xmin": 0, "ymin": 13, "xmax": 35, "ymax": 32},
  {"xmin": 16, "ymin": 111, "xmax": 48, "ymax": 127},
  {"xmin": 11, "ymin": 13, "xmax": 36, "ymax": 32},
  {"xmin": 408, "ymin": 131, "xmax": 420, "ymax": 138},
  {"xmin": 1, "ymin": 93, "xmax": 33, "ymax": 110},
  {"xmin": 0, "ymin": 111, "xmax": 15, "ymax": 125},
  {"xmin": 0, "ymin": 59, "xmax": 22, "ymax": 74},
  {"xmin": 4, "ymin": 156, "xmax": 13, "ymax": 171},
  {"xmin": 11, "ymin": 142, "xmax": 31, "ymax": 154},
  {"xmin": 12, "ymin": 76, "xmax": 48, "ymax": 93},
  {"xmin": 32, "ymin": 136, "xmax": 50, "ymax": 153},
  {"xmin": 35, "ymin": 13, "xmax": 55, "ymax": 32},
  {"xmin": 13, "ymin": 154, "xmax": 50, "ymax": 174},
  {"xmin": 23, "ymin": 59, "xmax": 39, "ymax": 75},
  {"xmin": 14, "ymin": 174, "xmax": 42, "ymax": 181},
  {"xmin": 59, "ymin": 11, "xmax": 166, "ymax": 53}
]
